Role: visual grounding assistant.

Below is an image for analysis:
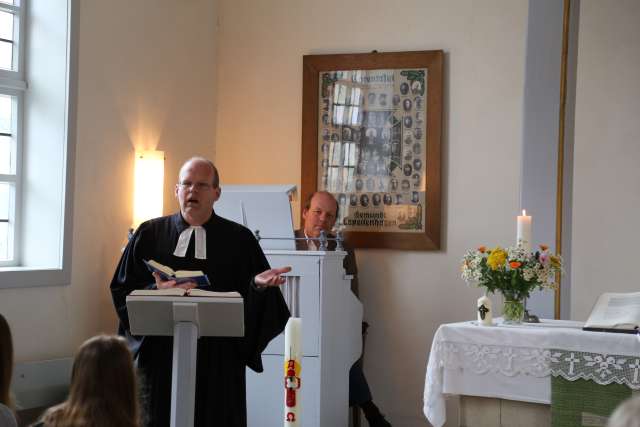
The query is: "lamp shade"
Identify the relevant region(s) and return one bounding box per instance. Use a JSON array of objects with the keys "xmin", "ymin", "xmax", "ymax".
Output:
[{"xmin": 133, "ymin": 151, "xmax": 164, "ymax": 229}]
